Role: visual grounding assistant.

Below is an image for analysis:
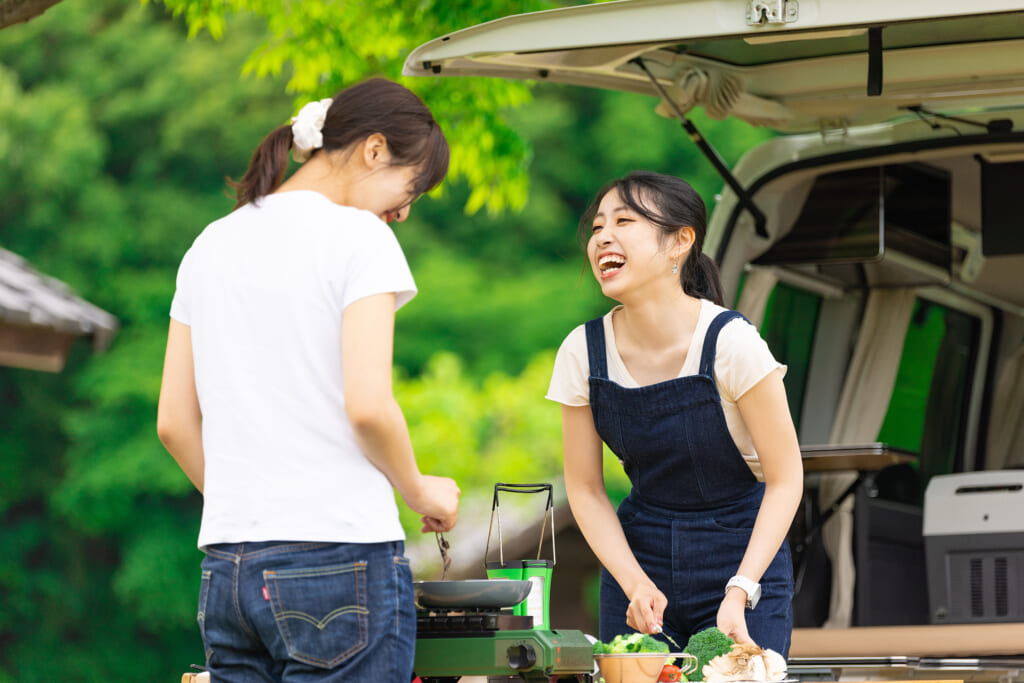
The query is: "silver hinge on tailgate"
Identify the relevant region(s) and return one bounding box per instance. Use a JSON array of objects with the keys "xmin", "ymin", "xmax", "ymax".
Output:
[{"xmin": 746, "ymin": 0, "xmax": 799, "ymax": 25}]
